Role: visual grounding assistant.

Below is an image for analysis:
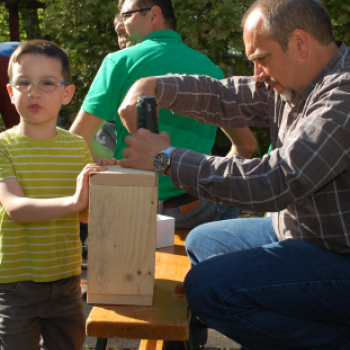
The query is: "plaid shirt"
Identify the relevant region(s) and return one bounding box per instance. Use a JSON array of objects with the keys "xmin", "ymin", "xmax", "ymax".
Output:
[{"xmin": 154, "ymin": 42, "xmax": 350, "ymax": 255}]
